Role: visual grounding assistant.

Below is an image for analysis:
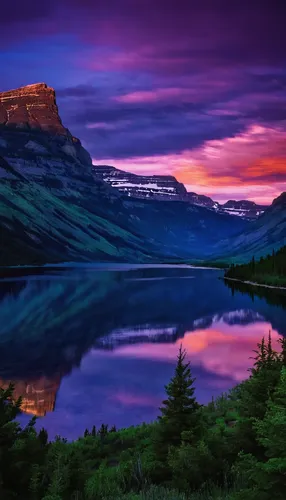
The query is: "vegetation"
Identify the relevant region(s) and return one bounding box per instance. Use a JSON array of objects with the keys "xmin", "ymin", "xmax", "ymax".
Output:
[
  {"xmin": 0, "ymin": 336, "xmax": 286, "ymax": 499},
  {"xmin": 225, "ymin": 245, "xmax": 286, "ymax": 287}
]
